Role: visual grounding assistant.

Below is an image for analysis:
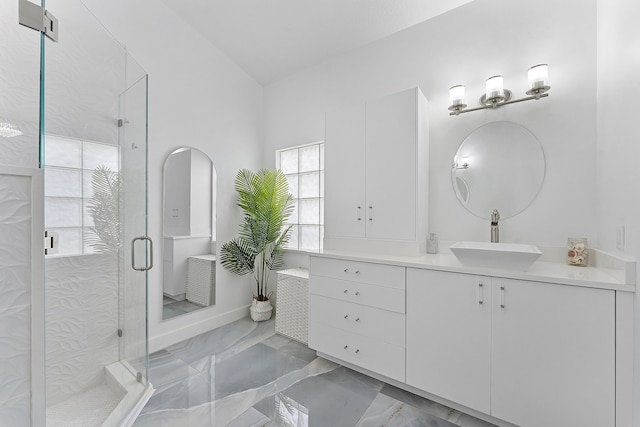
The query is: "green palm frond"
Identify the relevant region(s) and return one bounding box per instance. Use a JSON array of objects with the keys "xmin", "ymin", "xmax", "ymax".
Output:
[
  {"xmin": 220, "ymin": 238, "xmax": 257, "ymax": 275},
  {"xmin": 85, "ymin": 165, "xmax": 121, "ymax": 254},
  {"xmin": 221, "ymin": 168, "xmax": 293, "ymax": 299},
  {"xmin": 266, "ymin": 224, "xmax": 292, "ymax": 271}
]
